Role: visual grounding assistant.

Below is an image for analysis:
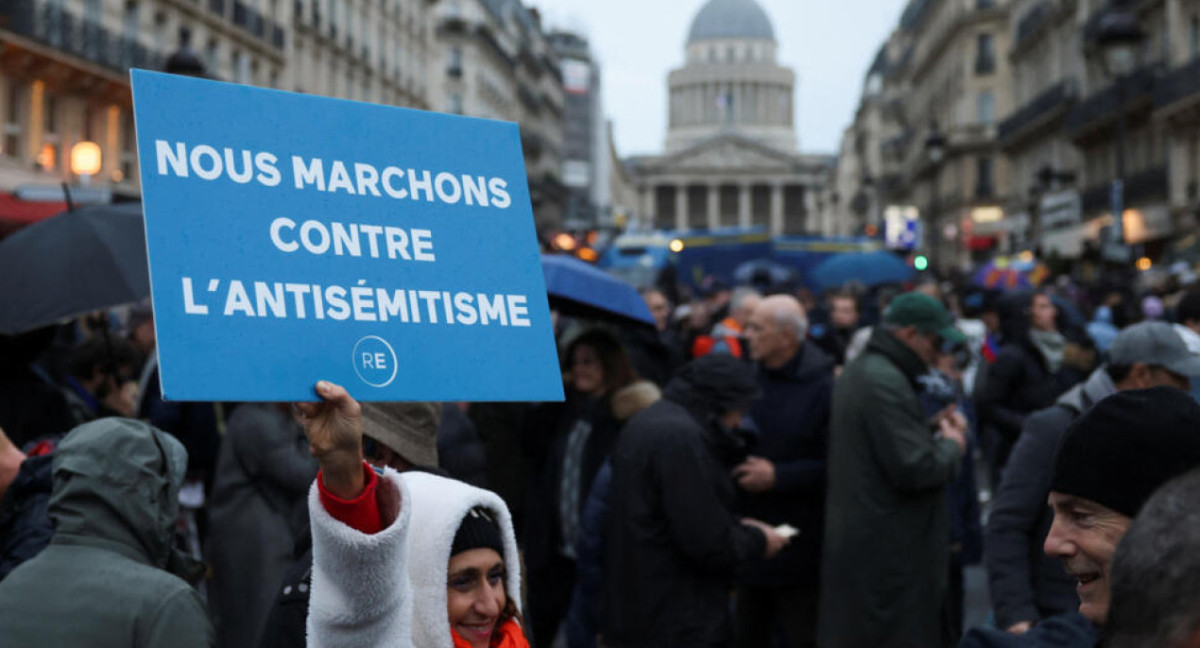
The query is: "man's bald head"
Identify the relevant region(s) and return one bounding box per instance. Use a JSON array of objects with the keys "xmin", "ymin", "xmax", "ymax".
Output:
[{"xmin": 745, "ymin": 295, "xmax": 808, "ymax": 368}]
